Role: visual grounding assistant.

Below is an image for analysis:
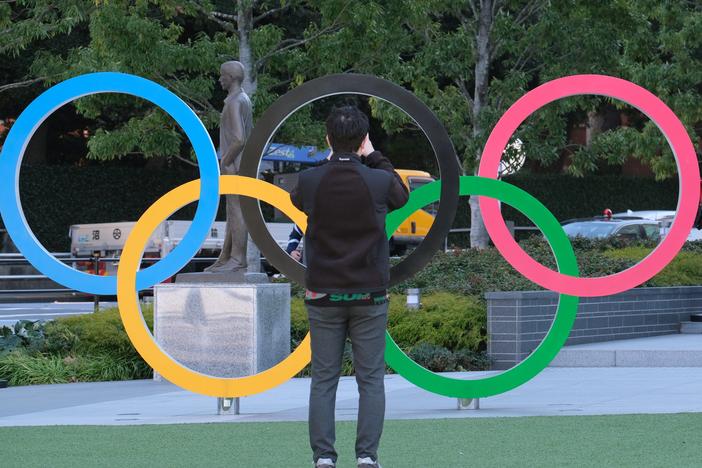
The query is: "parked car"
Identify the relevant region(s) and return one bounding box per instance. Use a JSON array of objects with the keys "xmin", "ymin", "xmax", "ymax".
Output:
[
  {"xmin": 561, "ymin": 218, "xmax": 661, "ymax": 241},
  {"xmin": 614, "ymin": 210, "xmax": 702, "ymax": 241}
]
